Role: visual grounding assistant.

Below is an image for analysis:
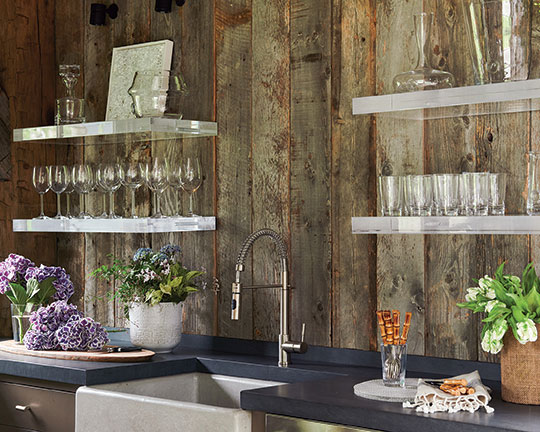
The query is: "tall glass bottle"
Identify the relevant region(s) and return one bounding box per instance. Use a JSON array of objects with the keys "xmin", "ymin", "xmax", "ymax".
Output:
[{"xmin": 393, "ymin": 13, "xmax": 456, "ymax": 93}]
